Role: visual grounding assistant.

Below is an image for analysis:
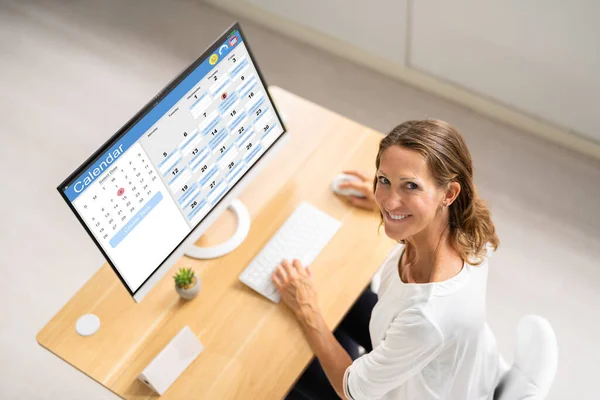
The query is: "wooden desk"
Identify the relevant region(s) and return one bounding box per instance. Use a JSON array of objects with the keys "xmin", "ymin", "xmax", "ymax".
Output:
[{"xmin": 37, "ymin": 87, "xmax": 396, "ymax": 399}]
